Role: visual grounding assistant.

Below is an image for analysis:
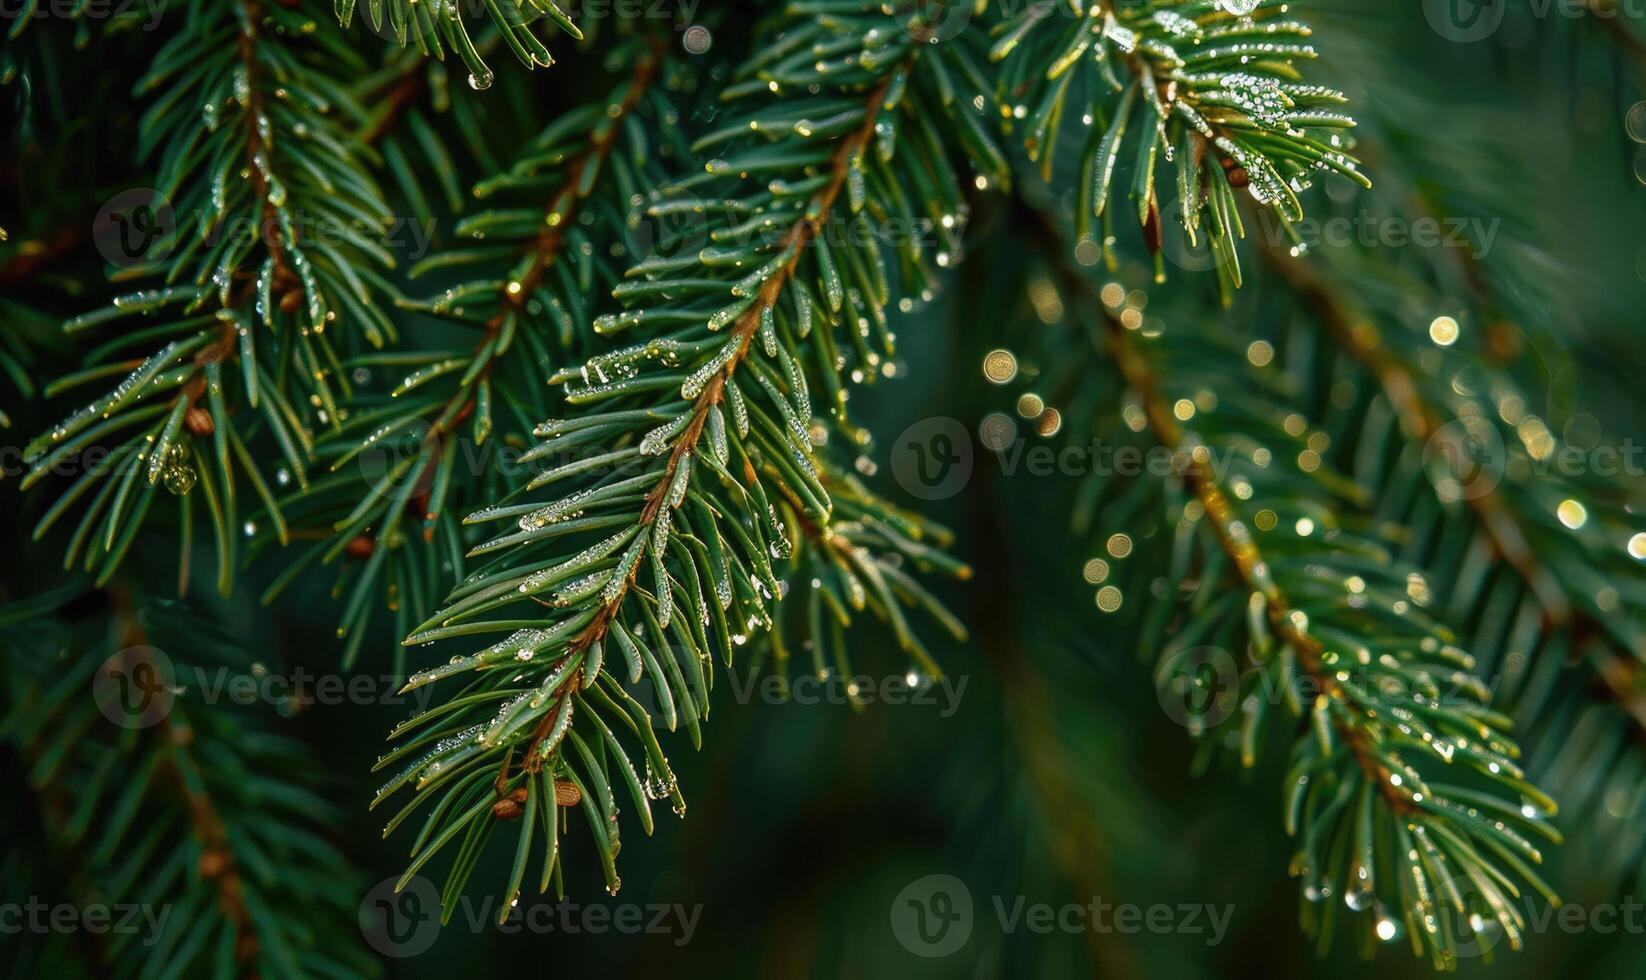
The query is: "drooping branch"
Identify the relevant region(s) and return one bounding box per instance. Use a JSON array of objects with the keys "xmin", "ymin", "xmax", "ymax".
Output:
[
  {"xmin": 1091, "ymin": 272, "xmax": 1417, "ymax": 814},
  {"xmin": 1260, "ymin": 246, "xmax": 1646, "ymax": 736}
]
